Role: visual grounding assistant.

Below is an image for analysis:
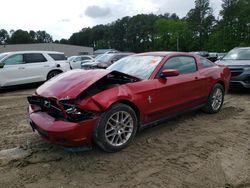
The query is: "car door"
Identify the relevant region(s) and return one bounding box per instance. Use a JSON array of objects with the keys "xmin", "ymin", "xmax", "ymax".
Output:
[
  {"xmin": 0, "ymin": 54, "xmax": 28, "ymax": 86},
  {"xmin": 148, "ymin": 55, "xmax": 206, "ymax": 121},
  {"xmin": 22, "ymin": 53, "xmax": 50, "ymax": 82}
]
